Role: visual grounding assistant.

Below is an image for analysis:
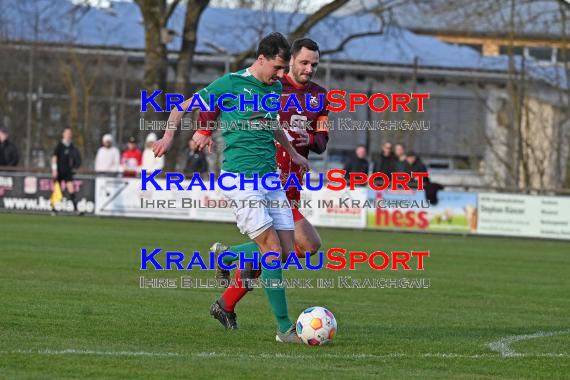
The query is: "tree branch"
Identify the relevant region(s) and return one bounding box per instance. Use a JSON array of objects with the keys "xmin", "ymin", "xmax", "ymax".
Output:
[
  {"xmin": 321, "ymin": 29, "xmax": 385, "ymax": 55},
  {"xmin": 162, "ymin": 0, "xmax": 182, "ymax": 27},
  {"xmin": 557, "ymin": 0, "xmax": 570, "ymax": 10},
  {"xmin": 231, "ymin": 0, "xmax": 349, "ymax": 69},
  {"xmin": 288, "ymin": 0, "xmax": 349, "ymax": 42},
  {"xmin": 230, "ymin": 41, "xmax": 258, "ymax": 72}
]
